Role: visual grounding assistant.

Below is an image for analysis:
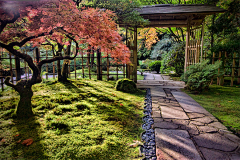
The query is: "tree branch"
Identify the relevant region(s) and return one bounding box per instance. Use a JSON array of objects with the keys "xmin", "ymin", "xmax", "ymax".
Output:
[
  {"xmin": 0, "ymin": 12, "xmax": 20, "ymax": 33},
  {"xmin": 4, "ymin": 77, "xmax": 17, "ymax": 90},
  {"xmin": 9, "ymin": 30, "xmax": 54, "ymax": 47}
]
